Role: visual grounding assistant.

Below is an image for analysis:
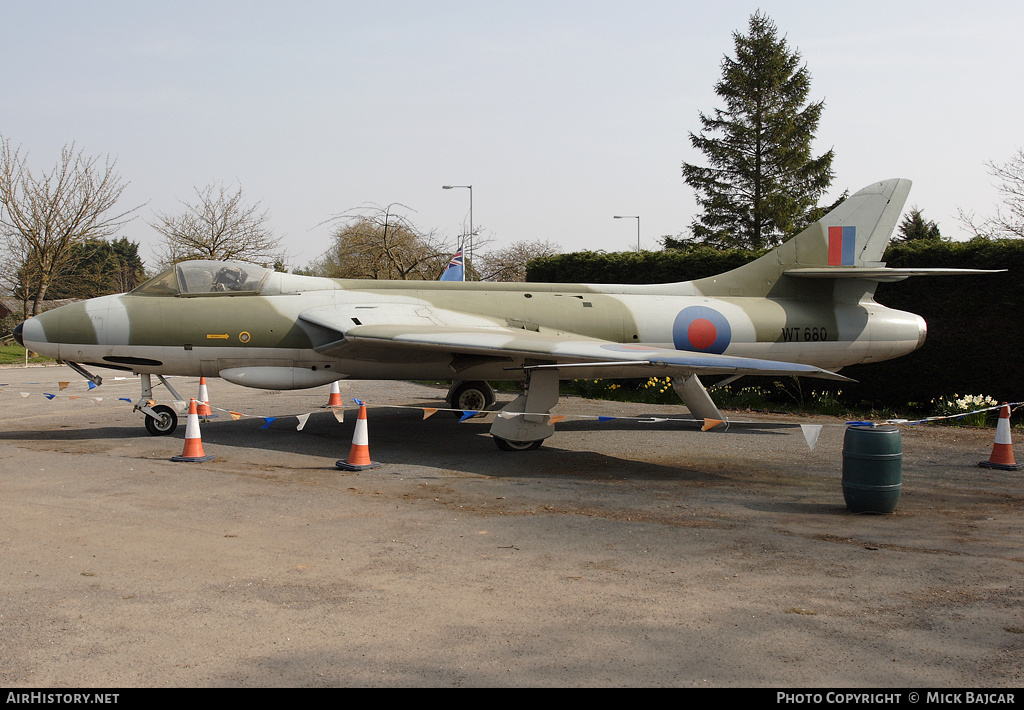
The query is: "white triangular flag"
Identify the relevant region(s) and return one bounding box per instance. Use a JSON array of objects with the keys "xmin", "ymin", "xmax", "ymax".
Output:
[
  {"xmin": 801, "ymin": 424, "xmax": 823, "ymax": 451},
  {"xmin": 296, "ymin": 413, "xmax": 311, "ymax": 431},
  {"xmin": 332, "ymin": 408, "xmax": 344, "ymax": 423}
]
